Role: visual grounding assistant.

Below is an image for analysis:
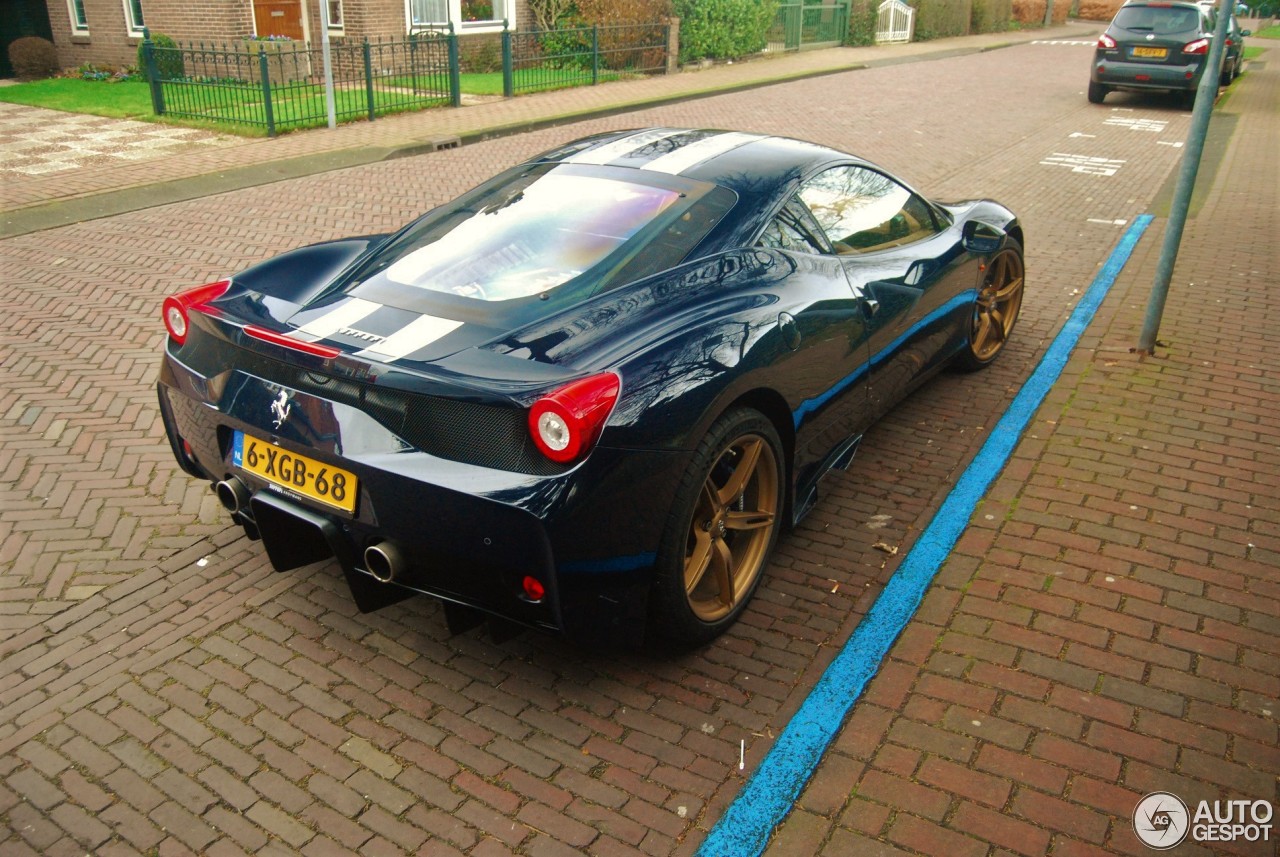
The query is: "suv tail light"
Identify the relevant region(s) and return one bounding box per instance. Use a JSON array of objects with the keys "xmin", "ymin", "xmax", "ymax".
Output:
[
  {"xmin": 528, "ymin": 372, "xmax": 621, "ymax": 464},
  {"xmin": 1097, "ymin": 33, "xmax": 1116, "ymax": 49},
  {"xmin": 163, "ymin": 279, "xmax": 231, "ymax": 345},
  {"xmin": 1183, "ymin": 38, "xmax": 1210, "ymax": 55}
]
